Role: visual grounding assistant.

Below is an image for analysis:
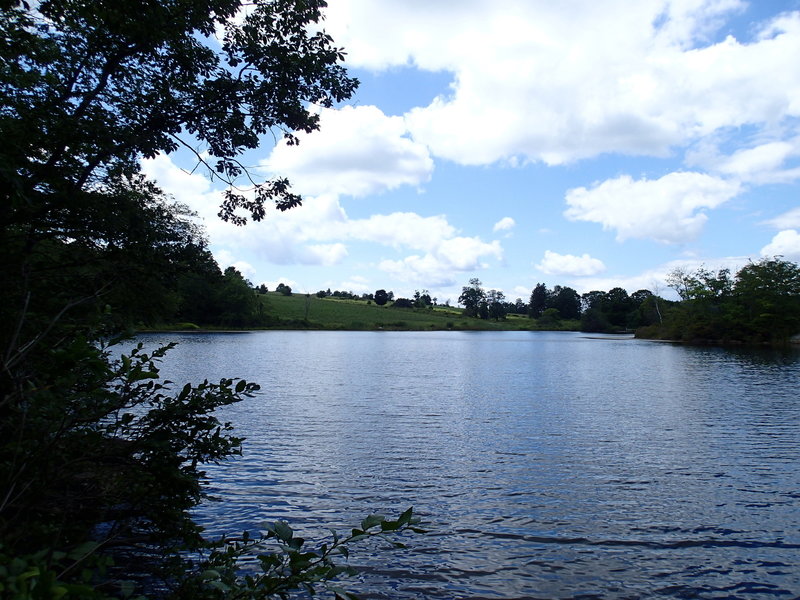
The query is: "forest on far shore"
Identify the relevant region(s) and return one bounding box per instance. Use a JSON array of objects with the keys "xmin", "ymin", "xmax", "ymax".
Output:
[{"xmin": 146, "ymin": 246, "xmax": 800, "ymax": 347}]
